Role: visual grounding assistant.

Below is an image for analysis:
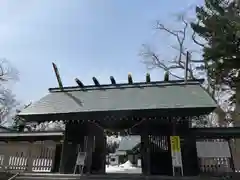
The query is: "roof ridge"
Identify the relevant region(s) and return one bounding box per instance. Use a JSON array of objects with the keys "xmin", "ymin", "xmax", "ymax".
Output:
[{"xmin": 49, "ymin": 79, "xmax": 204, "ymax": 93}]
